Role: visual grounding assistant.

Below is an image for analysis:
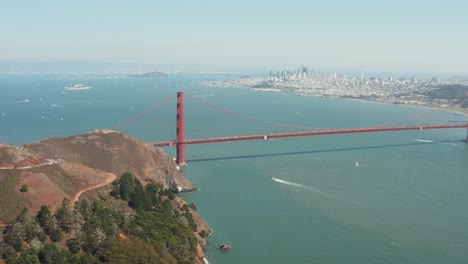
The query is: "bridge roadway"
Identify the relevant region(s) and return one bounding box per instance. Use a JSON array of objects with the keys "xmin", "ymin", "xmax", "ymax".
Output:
[{"xmin": 151, "ymin": 124, "xmax": 468, "ymax": 147}]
